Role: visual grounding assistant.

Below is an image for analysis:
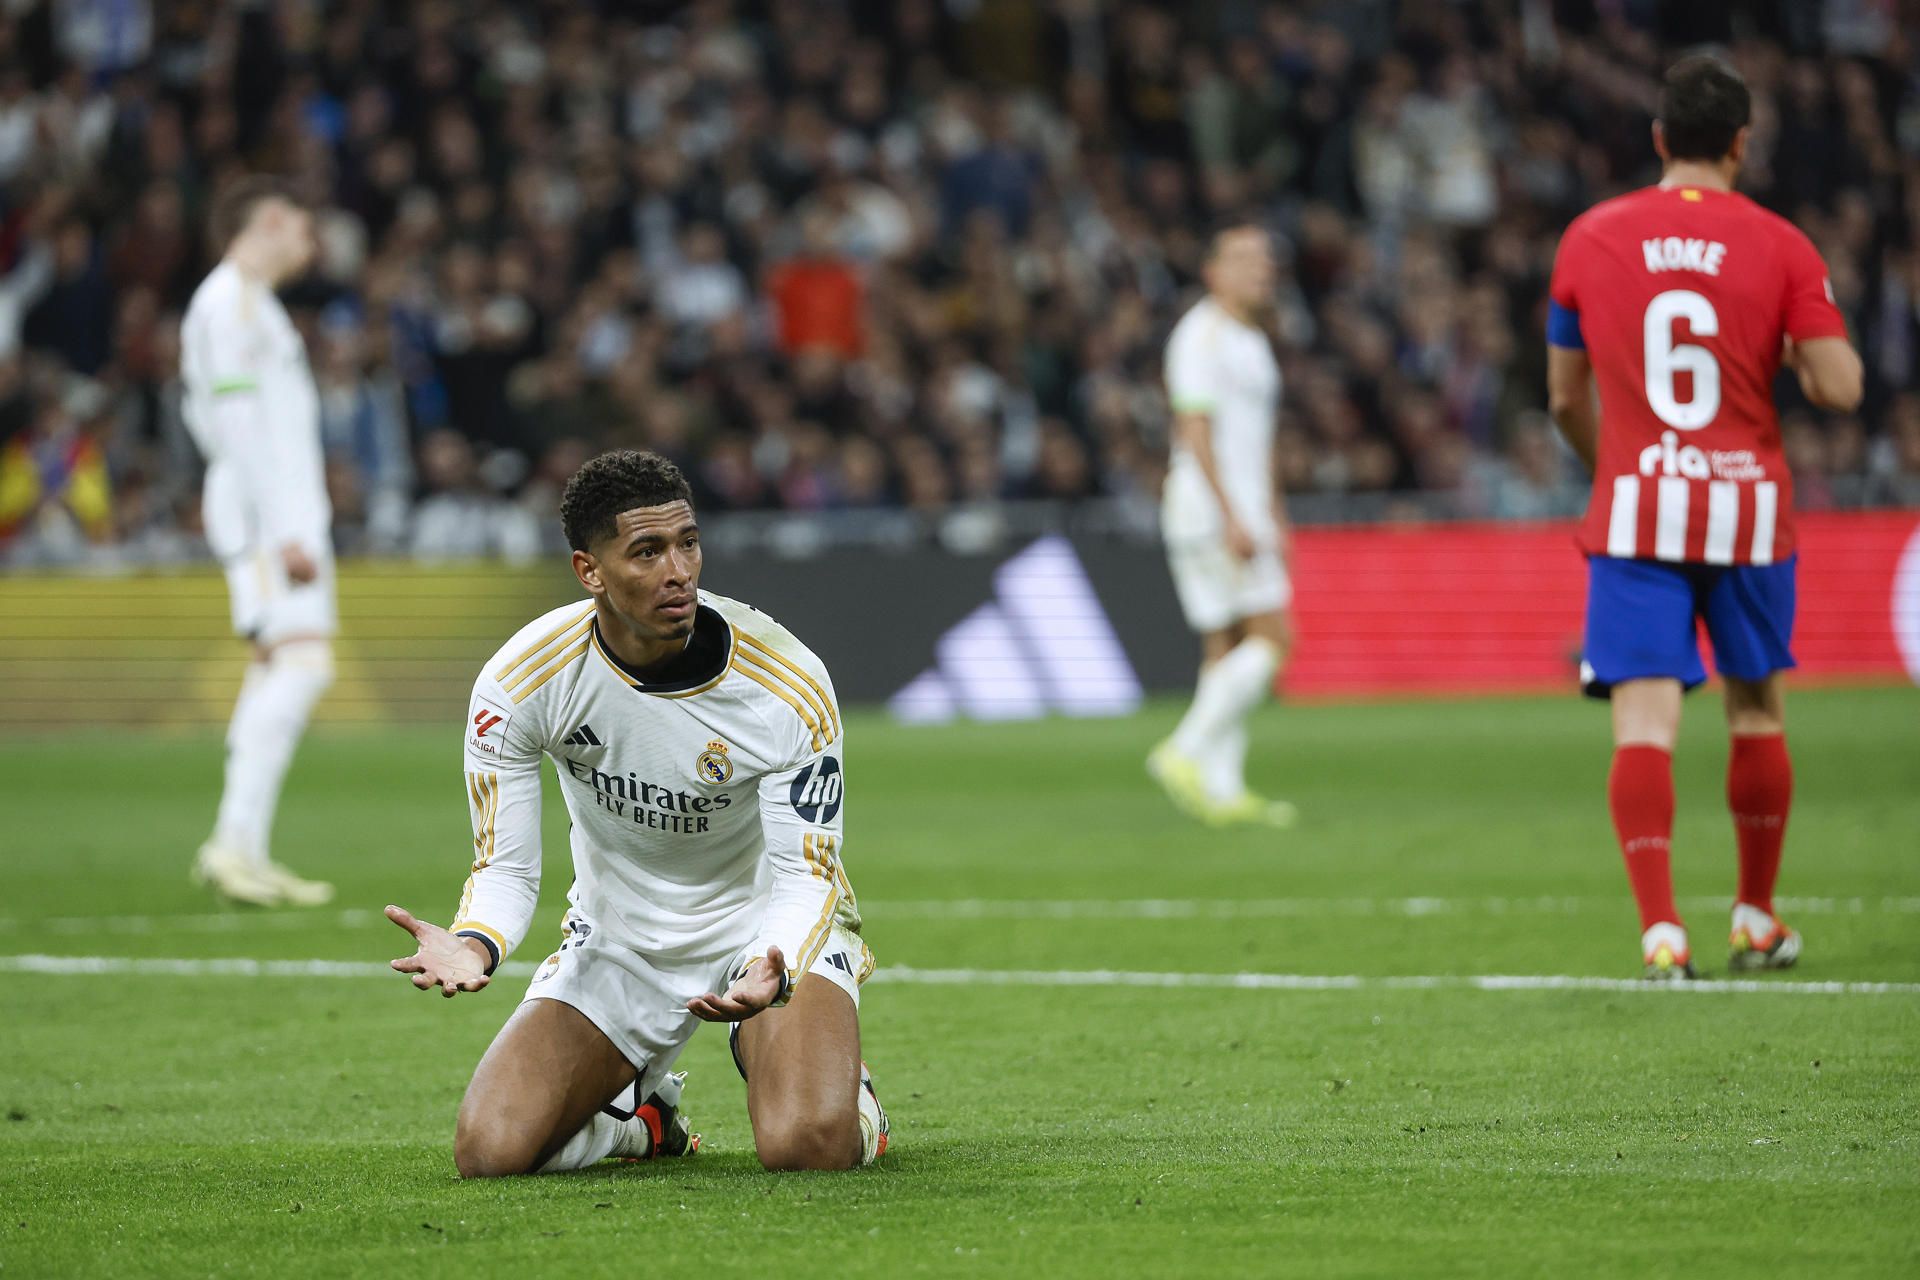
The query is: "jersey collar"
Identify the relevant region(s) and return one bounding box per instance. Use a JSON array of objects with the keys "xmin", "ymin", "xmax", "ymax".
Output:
[{"xmin": 590, "ymin": 606, "xmax": 735, "ymax": 698}]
